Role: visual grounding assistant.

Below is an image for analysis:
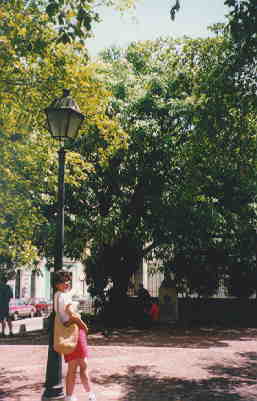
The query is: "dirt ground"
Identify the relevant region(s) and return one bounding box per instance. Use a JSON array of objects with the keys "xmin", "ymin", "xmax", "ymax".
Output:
[
  {"xmin": 1, "ymin": 326, "xmax": 257, "ymax": 401},
  {"xmin": 1, "ymin": 324, "xmax": 257, "ymax": 348}
]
